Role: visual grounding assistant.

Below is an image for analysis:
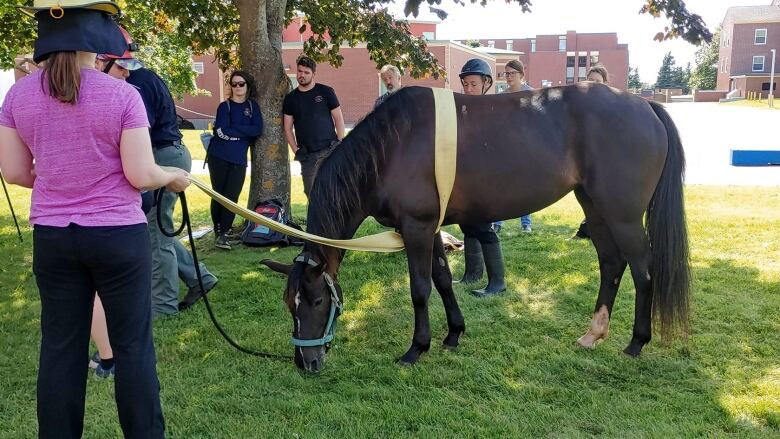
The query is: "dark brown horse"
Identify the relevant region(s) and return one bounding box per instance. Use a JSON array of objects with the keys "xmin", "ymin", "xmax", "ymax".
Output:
[{"xmin": 263, "ymin": 84, "xmax": 690, "ymax": 372}]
